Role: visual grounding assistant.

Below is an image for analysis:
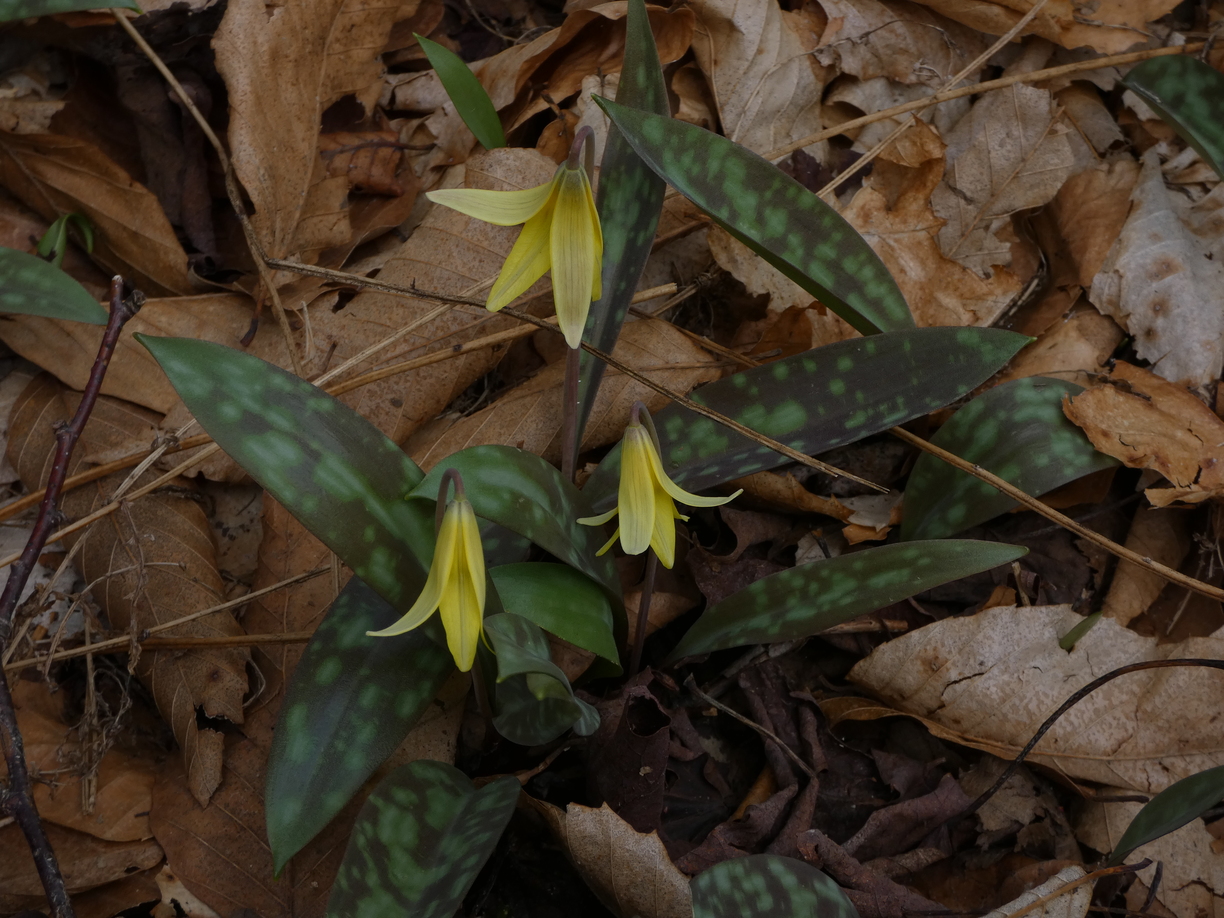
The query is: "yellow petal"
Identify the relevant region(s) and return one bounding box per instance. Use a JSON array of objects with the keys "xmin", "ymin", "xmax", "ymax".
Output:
[
  {"xmin": 649, "ymin": 479, "xmax": 678, "ymax": 569},
  {"xmin": 596, "ymin": 525, "xmax": 621, "ymax": 557},
  {"xmin": 617, "ymin": 427, "xmax": 657, "ymax": 556},
  {"xmin": 366, "ymin": 511, "xmax": 459, "ymax": 638},
  {"xmin": 426, "ymin": 180, "xmax": 554, "ymax": 226},
  {"xmin": 456, "ymin": 500, "xmax": 486, "ymax": 612},
  {"xmin": 550, "ymin": 167, "xmax": 599, "ymax": 348},
  {"xmin": 584, "ymin": 170, "xmax": 603, "ymax": 303},
  {"xmin": 486, "ymin": 202, "xmax": 554, "ymax": 312},
  {"xmin": 649, "ymin": 444, "xmax": 742, "ymax": 508},
  {"xmin": 440, "ymin": 559, "xmax": 483, "ymax": 672},
  {"xmin": 577, "ymin": 506, "xmax": 618, "ymax": 527}
]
